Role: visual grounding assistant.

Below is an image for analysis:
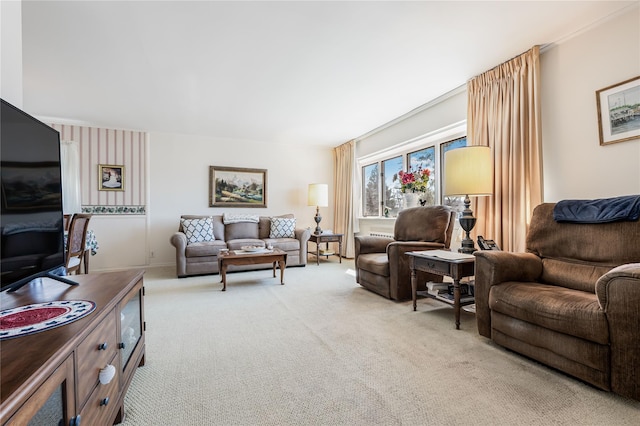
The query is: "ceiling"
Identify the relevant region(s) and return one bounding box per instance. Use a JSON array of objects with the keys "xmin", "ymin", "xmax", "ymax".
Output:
[{"xmin": 20, "ymin": 1, "xmax": 635, "ymax": 147}]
